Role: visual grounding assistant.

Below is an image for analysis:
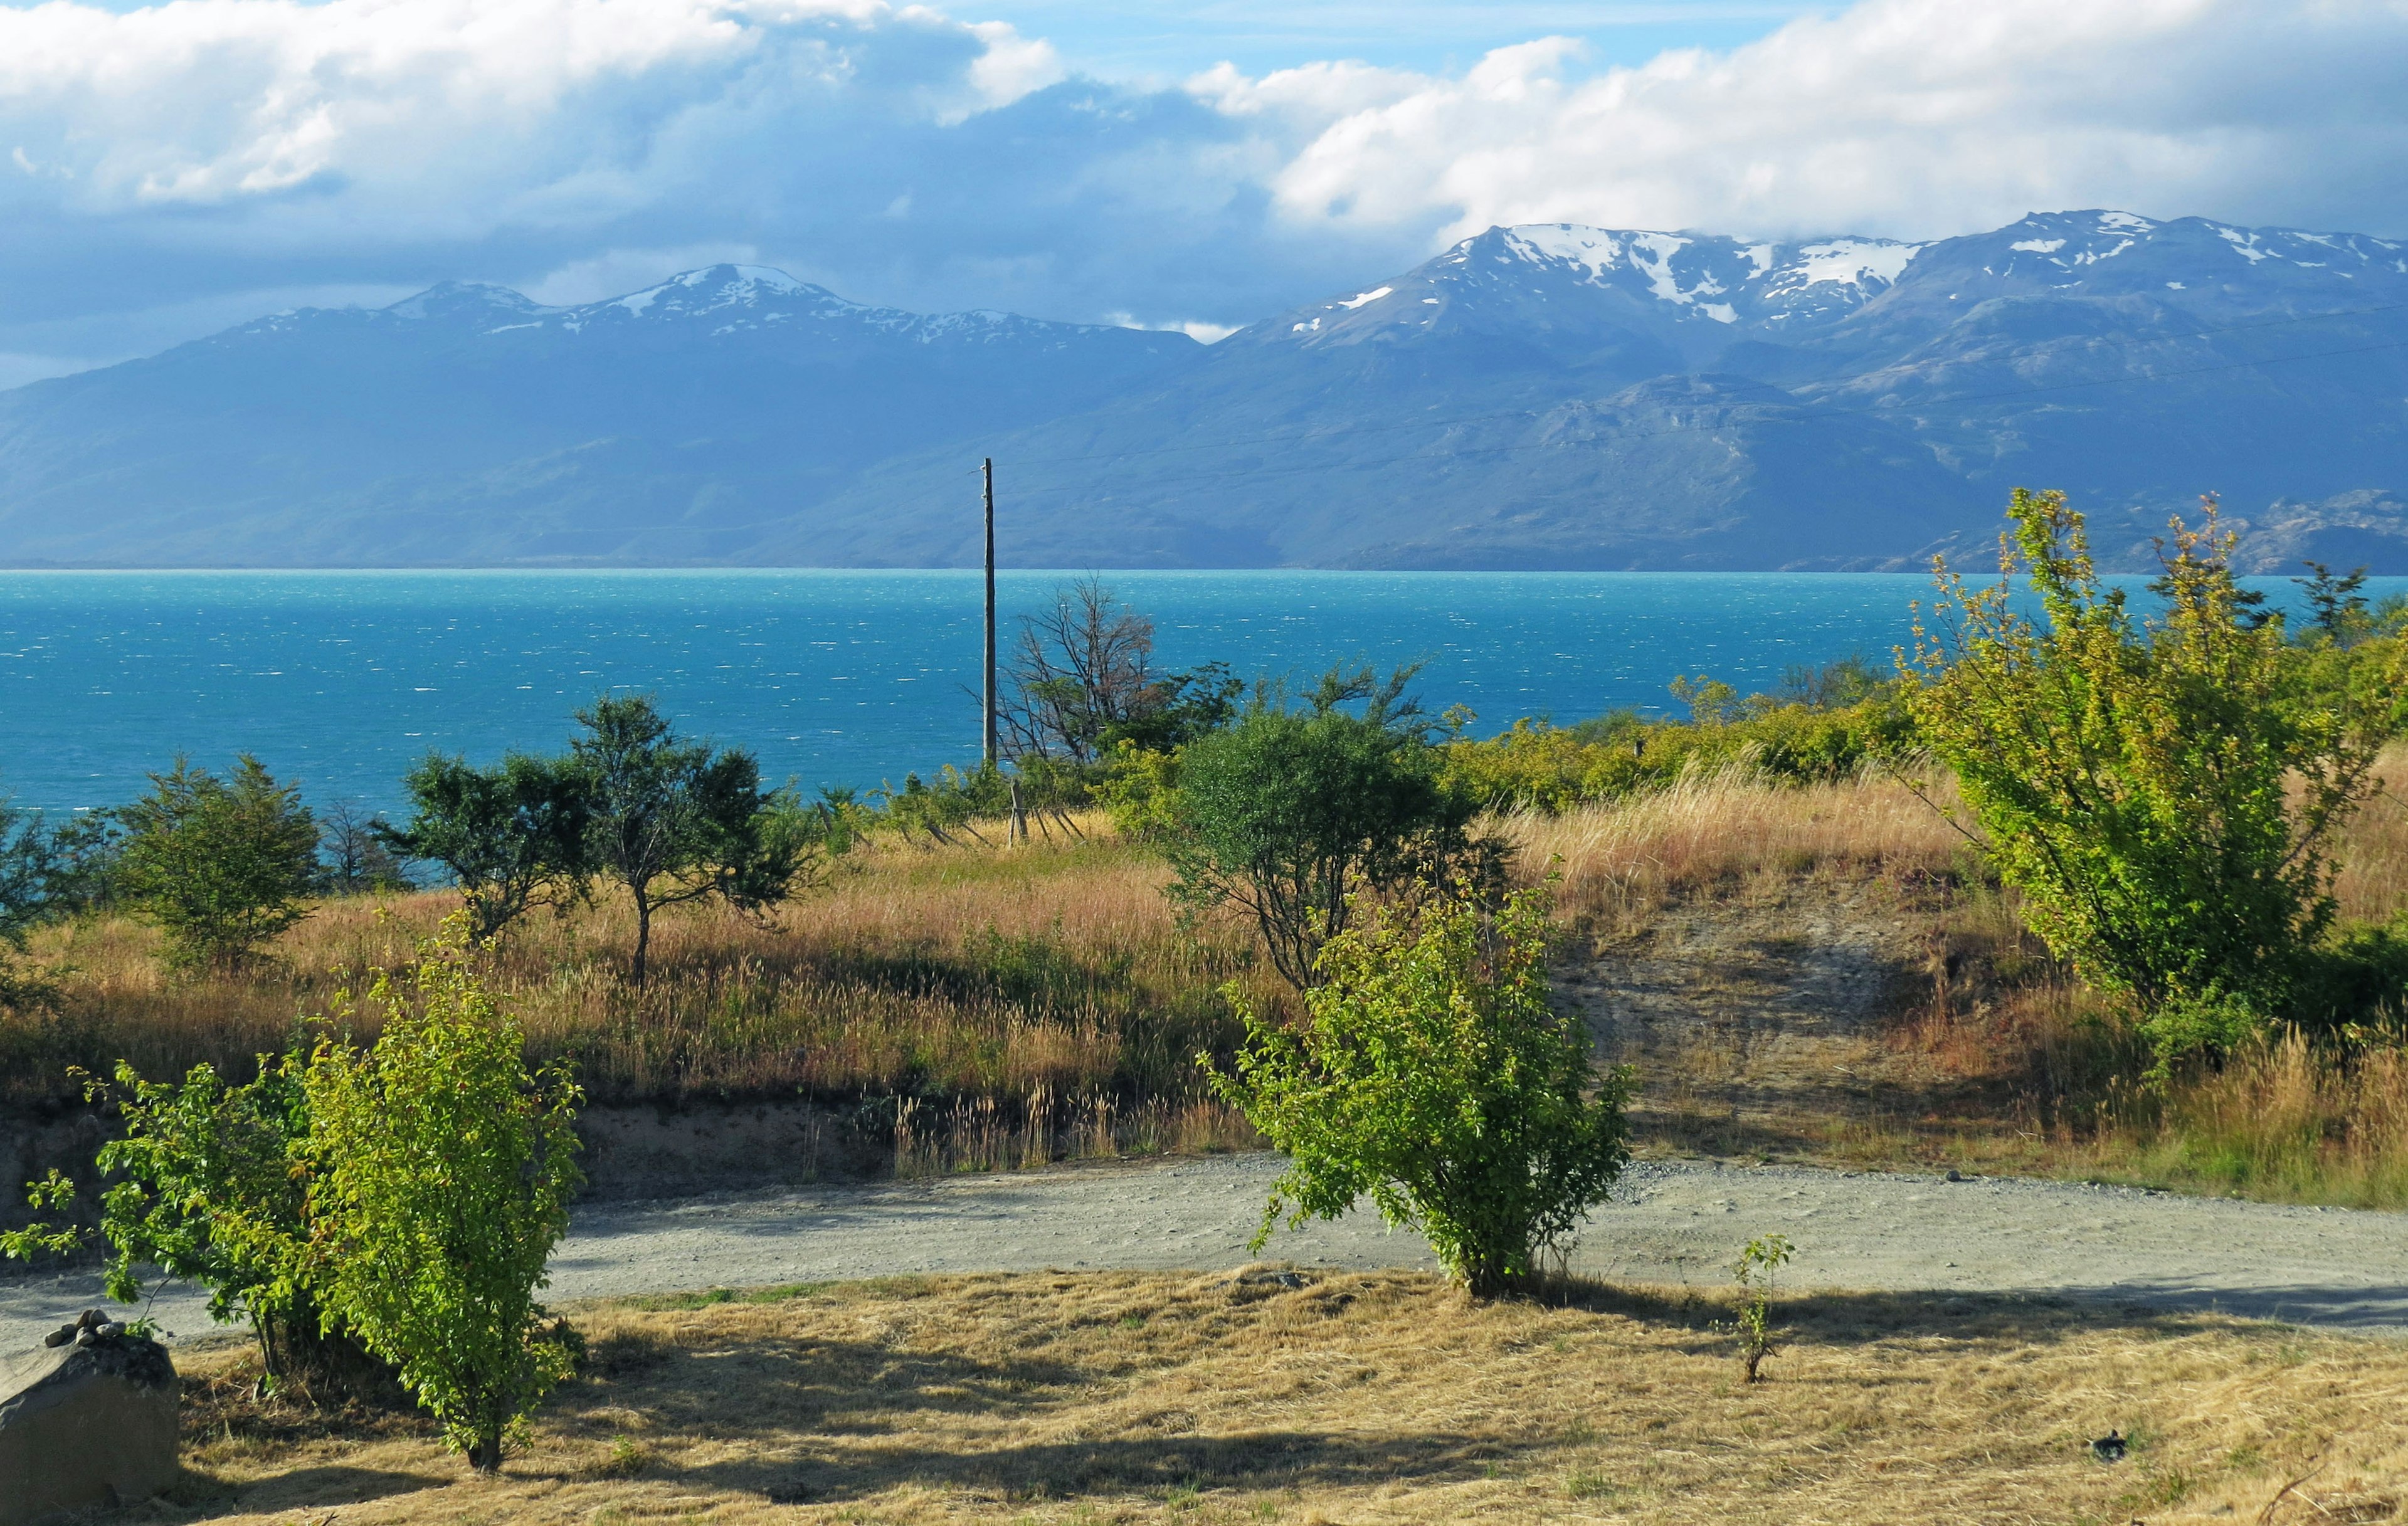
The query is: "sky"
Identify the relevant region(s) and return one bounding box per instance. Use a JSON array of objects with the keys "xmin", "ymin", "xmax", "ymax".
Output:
[{"xmin": 2, "ymin": 0, "xmax": 2405, "ymax": 389}]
